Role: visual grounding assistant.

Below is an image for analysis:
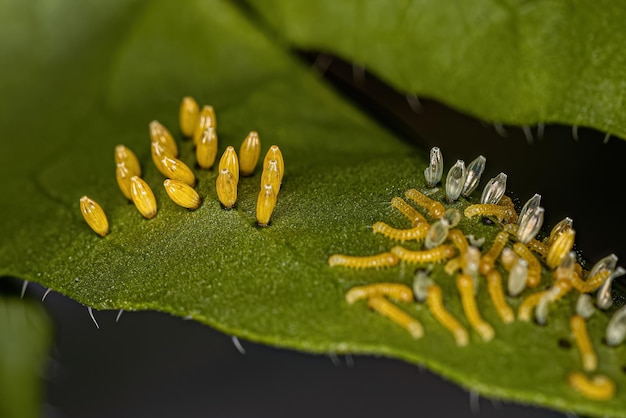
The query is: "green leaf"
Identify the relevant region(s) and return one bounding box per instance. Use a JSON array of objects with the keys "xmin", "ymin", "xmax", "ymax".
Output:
[
  {"xmin": 1, "ymin": 1, "xmax": 625, "ymax": 417},
  {"xmin": 0, "ymin": 296, "xmax": 53, "ymax": 418},
  {"xmin": 247, "ymin": 0, "xmax": 626, "ymax": 140}
]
